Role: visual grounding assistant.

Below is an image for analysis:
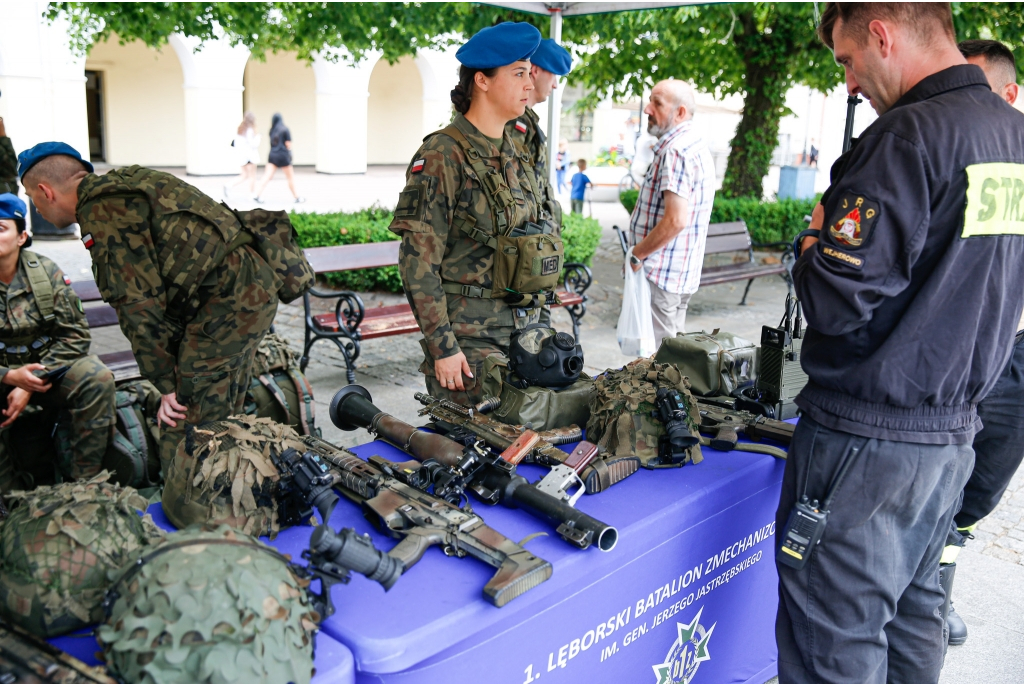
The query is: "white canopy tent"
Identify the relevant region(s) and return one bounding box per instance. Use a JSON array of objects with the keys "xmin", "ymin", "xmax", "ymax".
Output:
[{"xmin": 481, "ymin": 1, "xmax": 707, "ymax": 188}]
